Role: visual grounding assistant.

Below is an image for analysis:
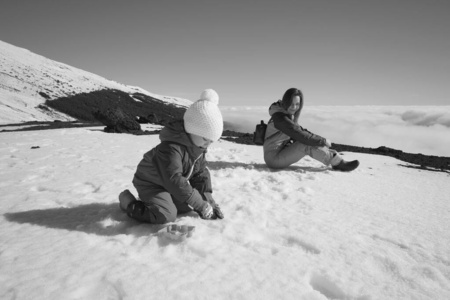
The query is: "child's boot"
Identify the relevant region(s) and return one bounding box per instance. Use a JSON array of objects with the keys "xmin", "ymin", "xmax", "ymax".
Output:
[
  {"xmin": 332, "ymin": 160, "xmax": 360, "ymax": 172},
  {"xmin": 126, "ymin": 201, "xmax": 166, "ymax": 224},
  {"xmin": 119, "ymin": 189, "xmax": 137, "ymax": 211}
]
